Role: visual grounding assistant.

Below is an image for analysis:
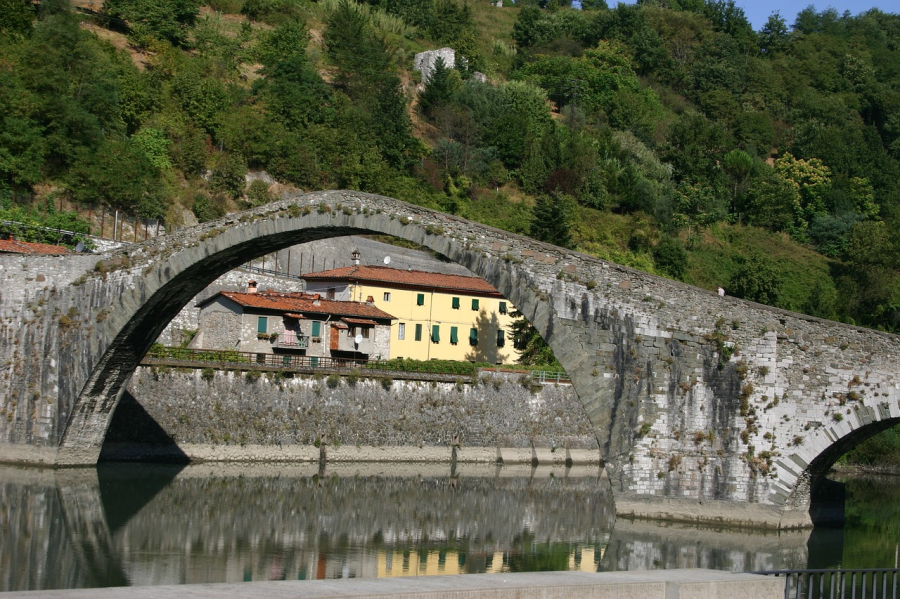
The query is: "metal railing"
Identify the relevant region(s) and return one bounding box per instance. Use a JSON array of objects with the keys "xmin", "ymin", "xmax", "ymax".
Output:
[
  {"xmin": 240, "ymin": 263, "xmax": 303, "ymax": 280},
  {"xmin": 752, "ymin": 568, "xmax": 900, "ymax": 598},
  {"xmin": 531, "ymin": 370, "xmax": 571, "ymax": 385}
]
